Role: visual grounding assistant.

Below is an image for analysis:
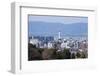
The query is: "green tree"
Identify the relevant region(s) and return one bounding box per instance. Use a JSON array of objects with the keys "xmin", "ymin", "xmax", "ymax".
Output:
[{"xmin": 71, "ymin": 53, "xmax": 75, "ymax": 59}]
